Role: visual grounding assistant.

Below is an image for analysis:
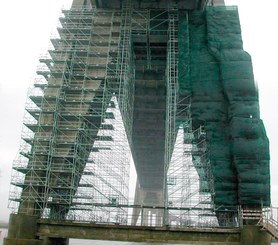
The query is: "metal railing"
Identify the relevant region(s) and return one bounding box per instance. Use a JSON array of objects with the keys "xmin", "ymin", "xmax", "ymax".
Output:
[
  {"xmin": 262, "ymin": 207, "xmax": 278, "ymax": 239},
  {"xmin": 38, "ymin": 204, "xmax": 243, "ymax": 229}
]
